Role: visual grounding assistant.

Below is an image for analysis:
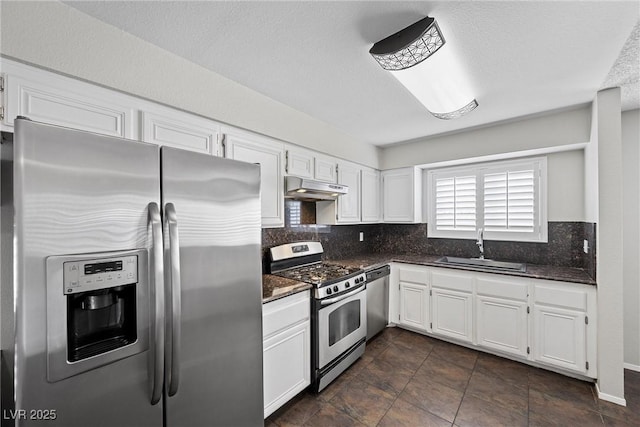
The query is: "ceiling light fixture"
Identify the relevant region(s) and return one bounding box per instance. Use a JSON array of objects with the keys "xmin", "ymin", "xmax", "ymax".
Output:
[{"xmin": 369, "ymin": 16, "xmax": 478, "ymax": 120}]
